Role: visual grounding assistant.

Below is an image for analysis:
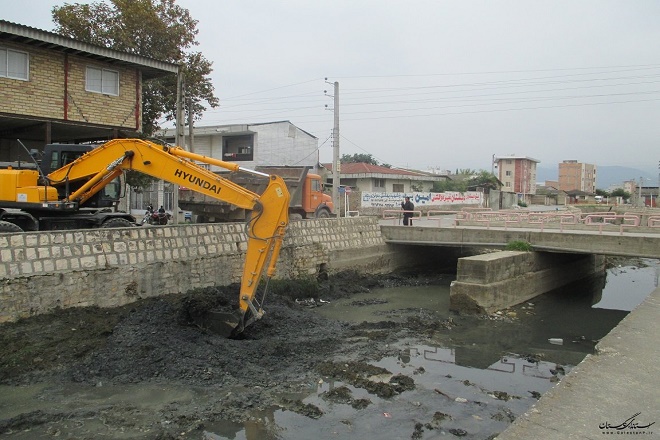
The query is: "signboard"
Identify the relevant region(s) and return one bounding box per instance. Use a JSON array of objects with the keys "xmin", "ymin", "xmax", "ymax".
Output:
[{"xmin": 360, "ymin": 191, "xmax": 482, "ymax": 208}]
